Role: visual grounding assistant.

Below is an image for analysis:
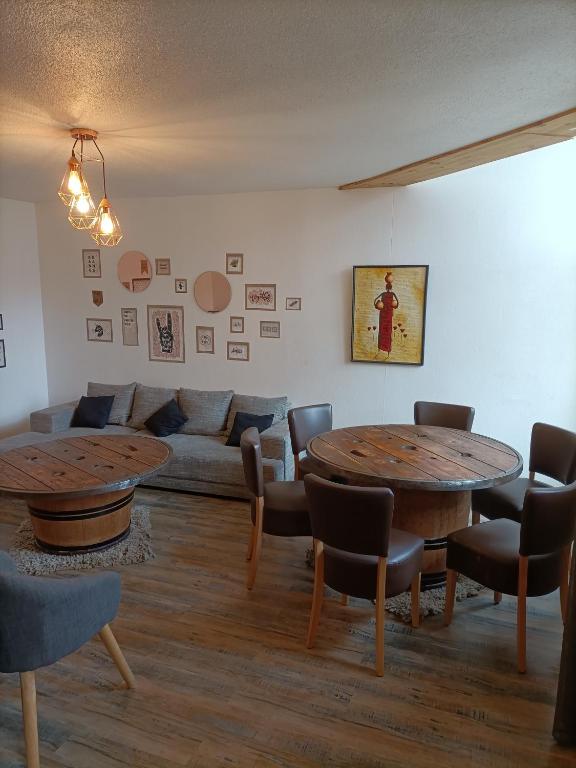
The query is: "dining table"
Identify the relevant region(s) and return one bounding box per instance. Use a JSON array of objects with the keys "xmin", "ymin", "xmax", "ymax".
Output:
[{"xmin": 307, "ymin": 424, "xmax": 523, "ymax": 589}]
